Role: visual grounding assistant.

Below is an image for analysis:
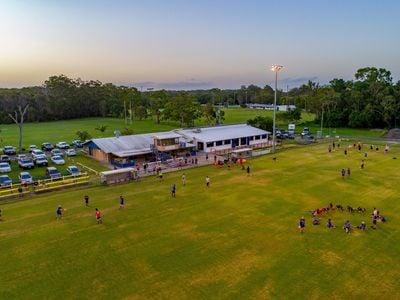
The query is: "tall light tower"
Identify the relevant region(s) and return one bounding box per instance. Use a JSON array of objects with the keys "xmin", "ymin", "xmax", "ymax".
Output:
[{"xmin": 271, "ymin": 65, "xmax": 283, "ymax": 153}]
